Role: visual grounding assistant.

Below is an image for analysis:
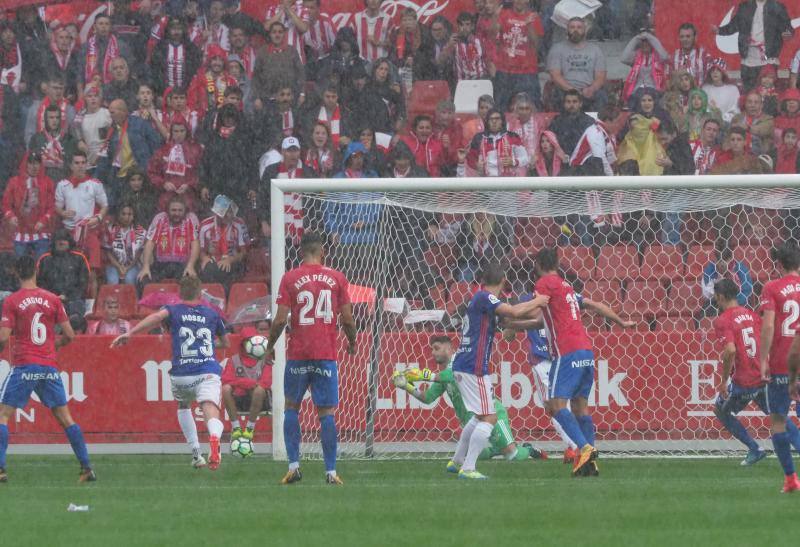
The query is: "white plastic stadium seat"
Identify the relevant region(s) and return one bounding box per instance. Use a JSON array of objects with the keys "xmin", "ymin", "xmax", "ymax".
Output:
[{"xmin": 454, "ymin": 80, "xmax": 494, "ymax": 113}]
